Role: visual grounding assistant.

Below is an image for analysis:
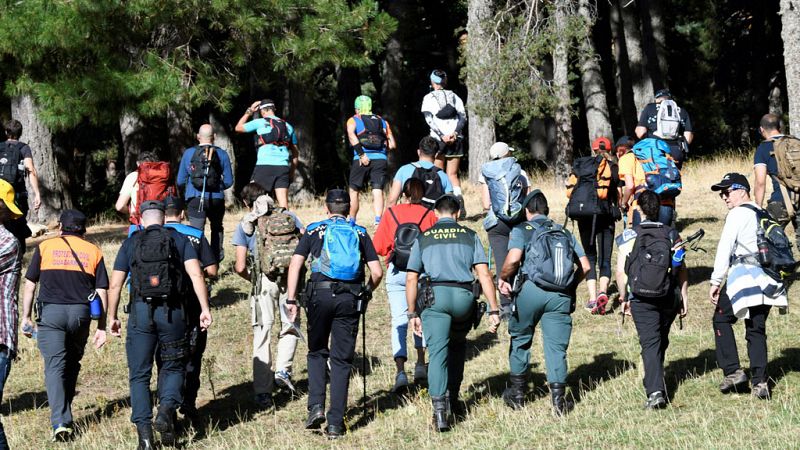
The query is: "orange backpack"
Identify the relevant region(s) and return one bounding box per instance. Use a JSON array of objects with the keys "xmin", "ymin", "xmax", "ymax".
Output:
[{"xmin": 566, "ymin": 155, "xmax": 613, "ymax": 201}]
